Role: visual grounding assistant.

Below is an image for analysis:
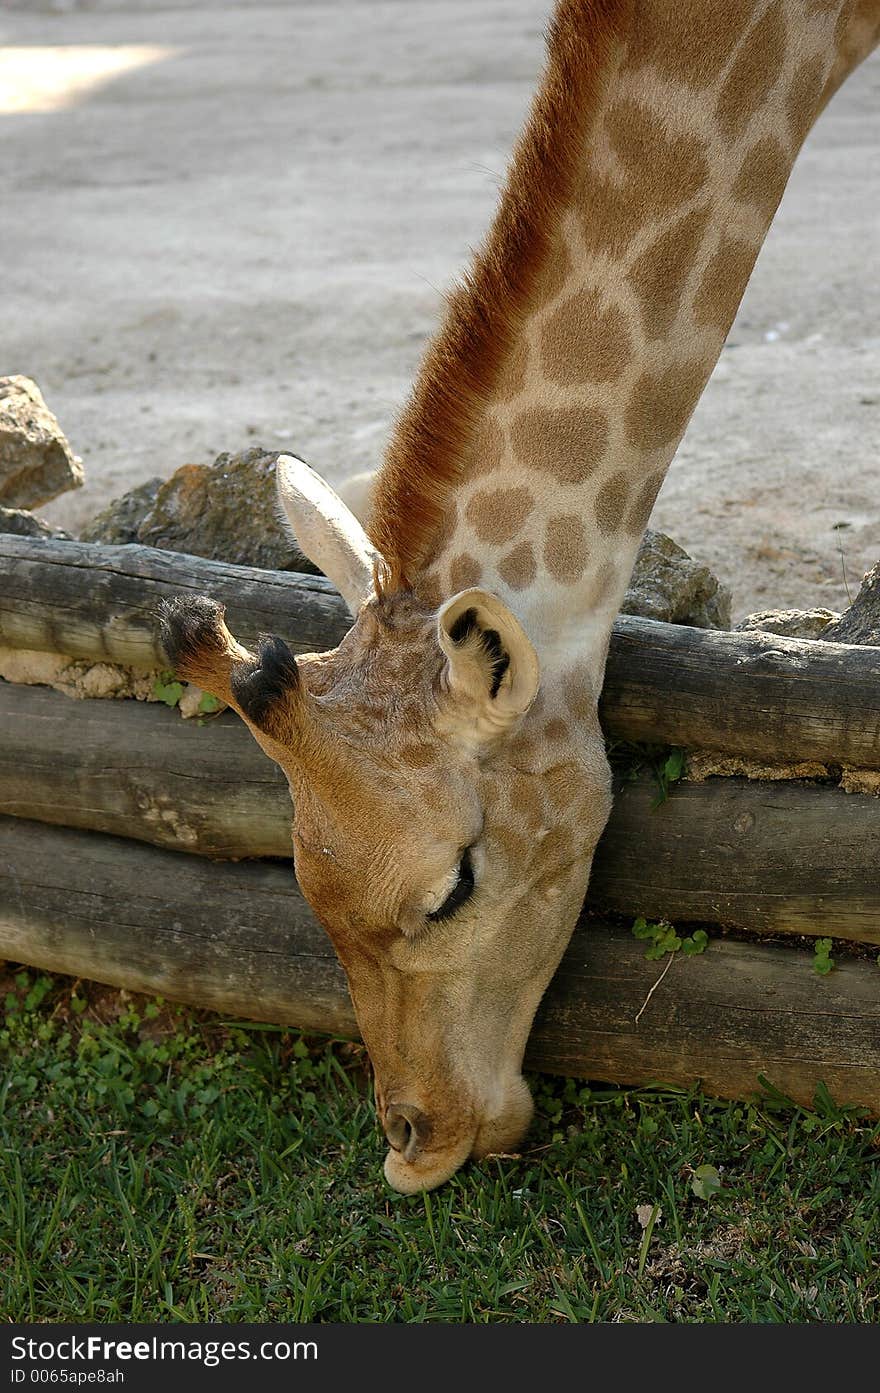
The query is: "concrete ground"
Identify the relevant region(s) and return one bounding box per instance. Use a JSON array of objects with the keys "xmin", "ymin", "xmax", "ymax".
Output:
[{"xmin": 2, "ymin": 0, "xmax": 878, "ymax": 621}]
